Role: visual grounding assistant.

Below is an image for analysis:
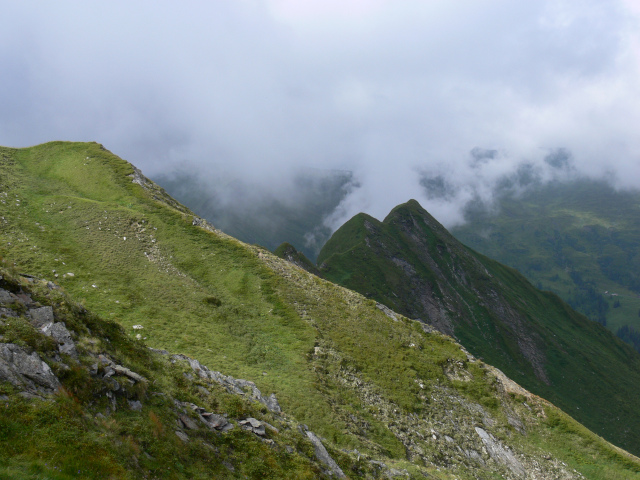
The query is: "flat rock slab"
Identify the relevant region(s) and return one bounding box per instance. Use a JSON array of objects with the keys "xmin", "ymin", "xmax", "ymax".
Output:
[
  {"xmin": 306, "ymin": 431, "xmax": 346, "ymax": 478},
  {"xmin": 475, "ymin": 427, "xmax": 525, "ymax": 477}
]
